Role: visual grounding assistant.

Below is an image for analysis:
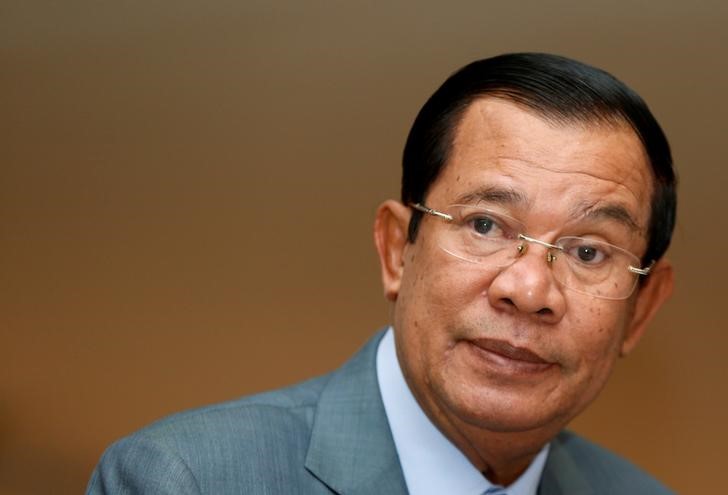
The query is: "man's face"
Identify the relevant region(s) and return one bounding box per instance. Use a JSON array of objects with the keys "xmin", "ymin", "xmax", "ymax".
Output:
[{"xmin": 381, "ymin": 98, "xmax": 672, "ymax": 437}]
